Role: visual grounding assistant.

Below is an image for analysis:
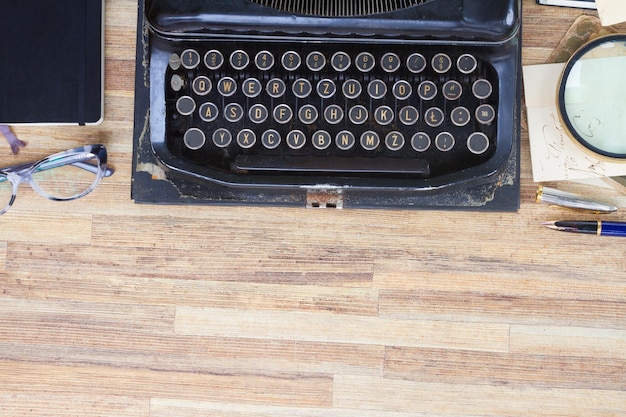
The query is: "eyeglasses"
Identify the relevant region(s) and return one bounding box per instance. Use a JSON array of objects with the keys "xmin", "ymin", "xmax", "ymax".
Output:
[{"xmin": 0, "ymin": 144, "xmax": 114, "ymax": 215}]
